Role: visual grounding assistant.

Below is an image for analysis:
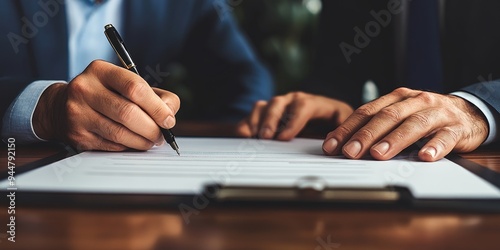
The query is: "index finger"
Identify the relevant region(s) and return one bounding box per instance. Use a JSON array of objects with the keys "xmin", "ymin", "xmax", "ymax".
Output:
[
  {"xmin": 322, "ymin": 88, "xmax": 420, "ymax": 155},
  {"xmin": 89, "ymin": 61, "xmax": 176, "ymax": 129}
]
